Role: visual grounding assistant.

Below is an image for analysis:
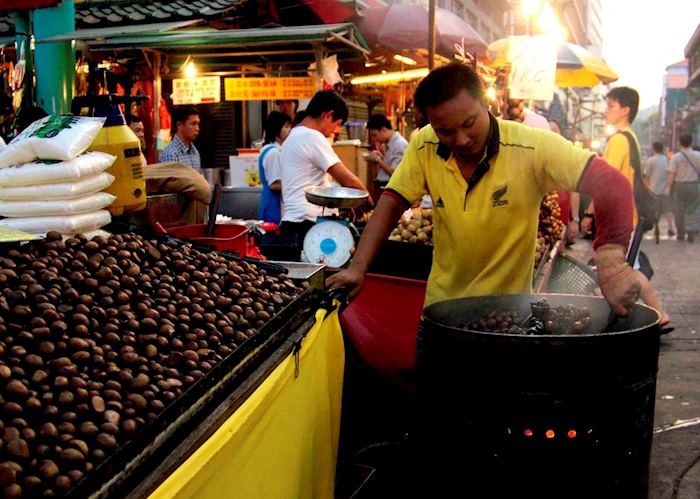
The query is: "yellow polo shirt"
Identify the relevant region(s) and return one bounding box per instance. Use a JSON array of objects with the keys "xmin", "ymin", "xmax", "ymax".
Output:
[
  {"xmin": 386, "ymin": 115, "xmax": 595, "ymax": 306},
  {"xmin": 604, "ymin": 127, "xmax": 639, "ymax": 222}
]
